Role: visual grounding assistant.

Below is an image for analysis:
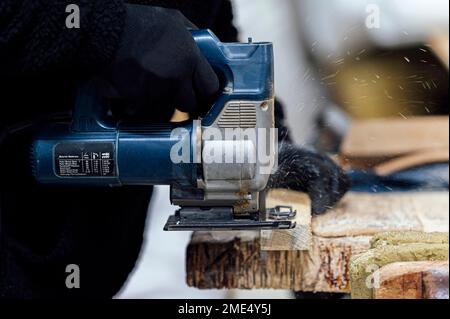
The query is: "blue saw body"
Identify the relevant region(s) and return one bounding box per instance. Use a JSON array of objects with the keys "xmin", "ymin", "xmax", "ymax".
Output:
[
  {"xmin": 32, "ymin": 30, "xmax": 273, "ymax": 187},
  {"xmin": 31, "ymin": 30, "xmax": 296, "ymax": 231}
]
